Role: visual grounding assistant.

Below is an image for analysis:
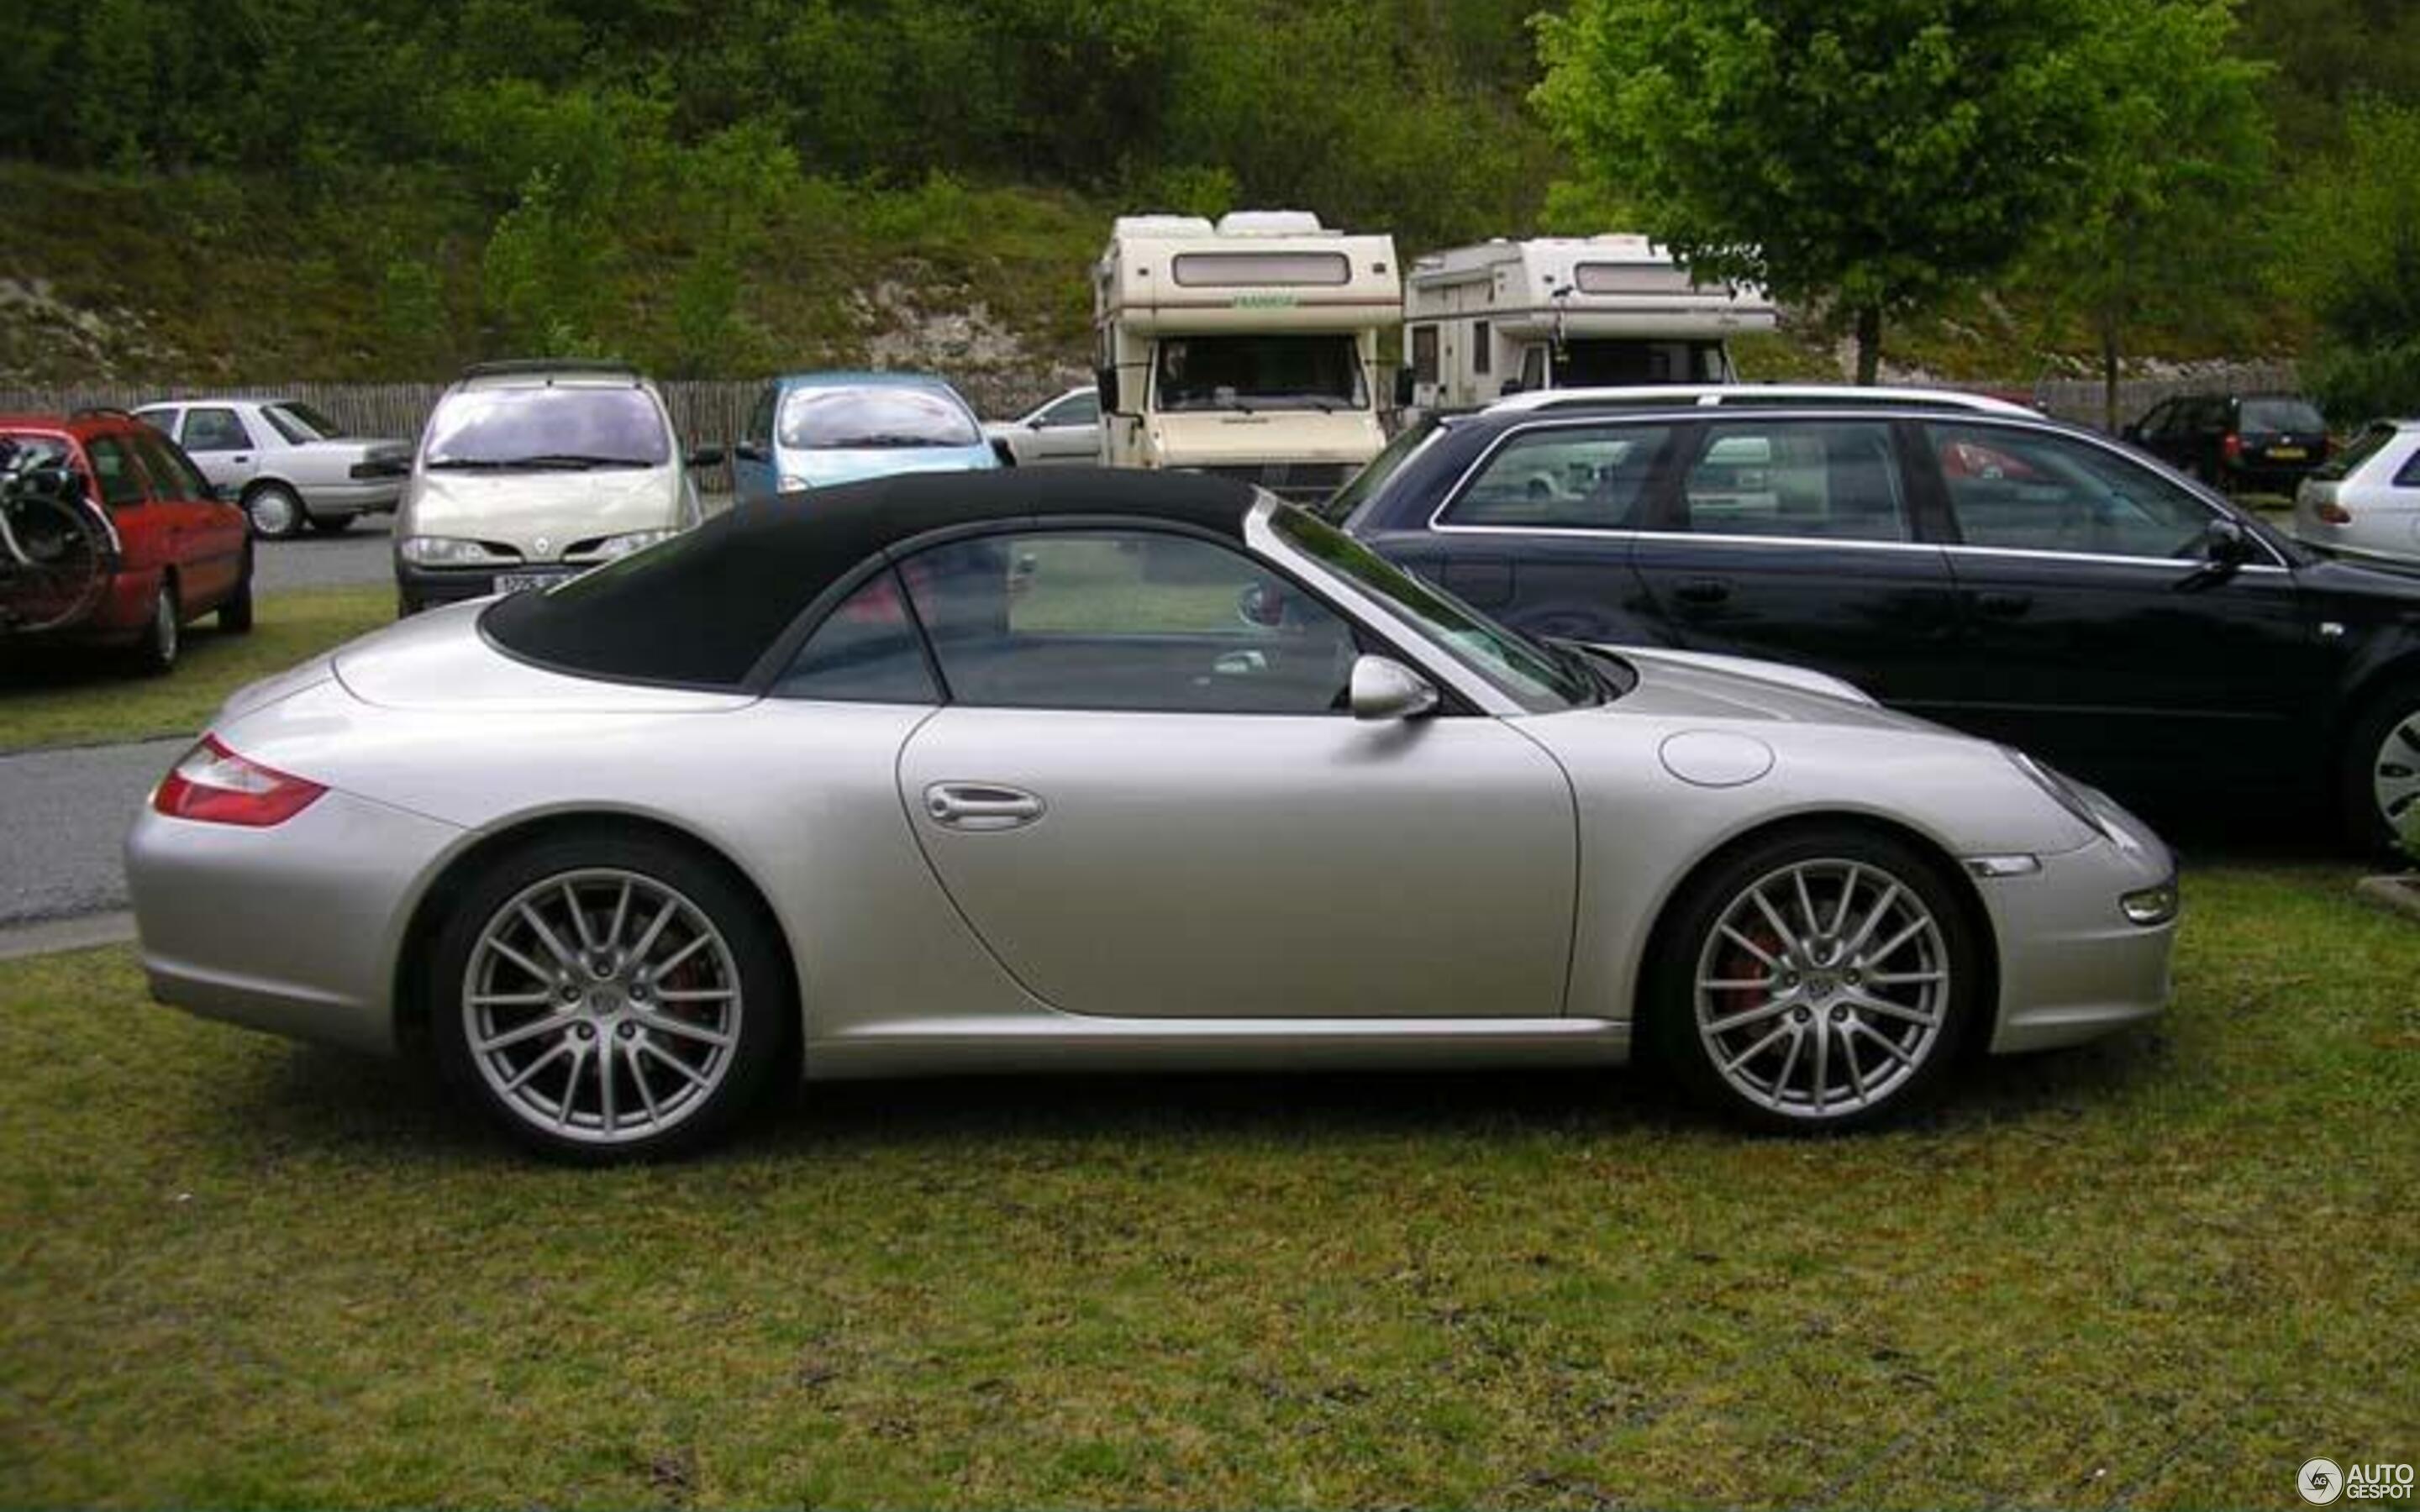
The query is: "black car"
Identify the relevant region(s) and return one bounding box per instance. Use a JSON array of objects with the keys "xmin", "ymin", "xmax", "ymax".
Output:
[
  {"xmin": 2123, "ymin": 391, "xmax": 2333, "ymax": 496},
  {"xmin": 1331, "ymin": 386, "xmax": 2420, "ymax": 850}
]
